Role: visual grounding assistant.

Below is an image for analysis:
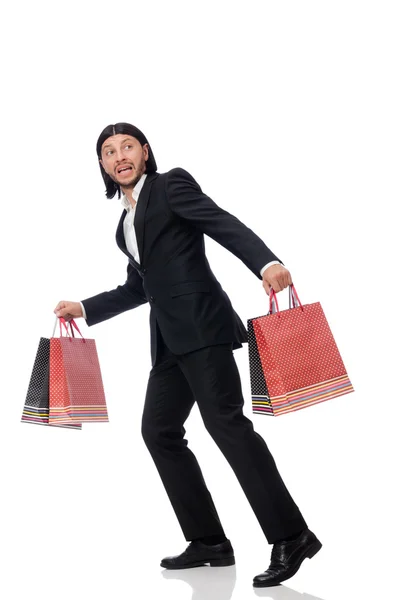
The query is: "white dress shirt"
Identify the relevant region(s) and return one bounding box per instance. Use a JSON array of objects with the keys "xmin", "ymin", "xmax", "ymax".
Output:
[
  {"xmin": 80, "ymin": 174, "xmax": 280, "ymax": 319},
  {"xmin": 119, "ymin": 172, "xmax": 147, "ymax": 262}
]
